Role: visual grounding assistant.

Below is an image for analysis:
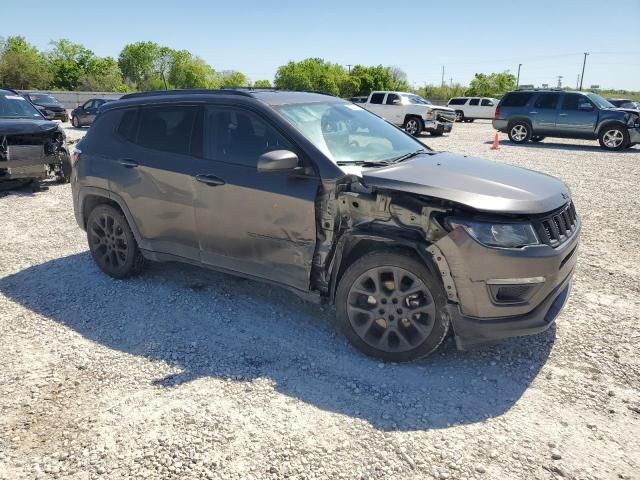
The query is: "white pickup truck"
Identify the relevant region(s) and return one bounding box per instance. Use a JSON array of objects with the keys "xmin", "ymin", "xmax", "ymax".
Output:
[{"xmin": 357, "ymin": 91, "xmax": 456, "ymax": 136}]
